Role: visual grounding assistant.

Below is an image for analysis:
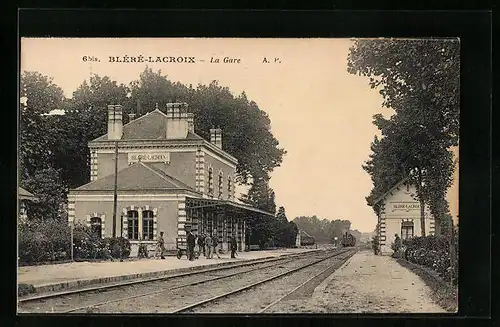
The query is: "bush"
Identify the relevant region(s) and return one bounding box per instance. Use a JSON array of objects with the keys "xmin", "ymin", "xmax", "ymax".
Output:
[
  {"xmin": 106, "ymin": 237, "xmax": 131, "ymax": 259},
  {"xmin": 73, "ymin": 222, "xmax": 131, "ymax": 260},
  {"xmin": 72, "ymin": 222, "xmax": 104, "ymax": 260},
  {"xmin": 403, "ymin": 234, "xmax": 458, "ymax": 285},
  {"xmin": 18, "ymin": 218, "xmax": 71, "ymax": 264}
]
